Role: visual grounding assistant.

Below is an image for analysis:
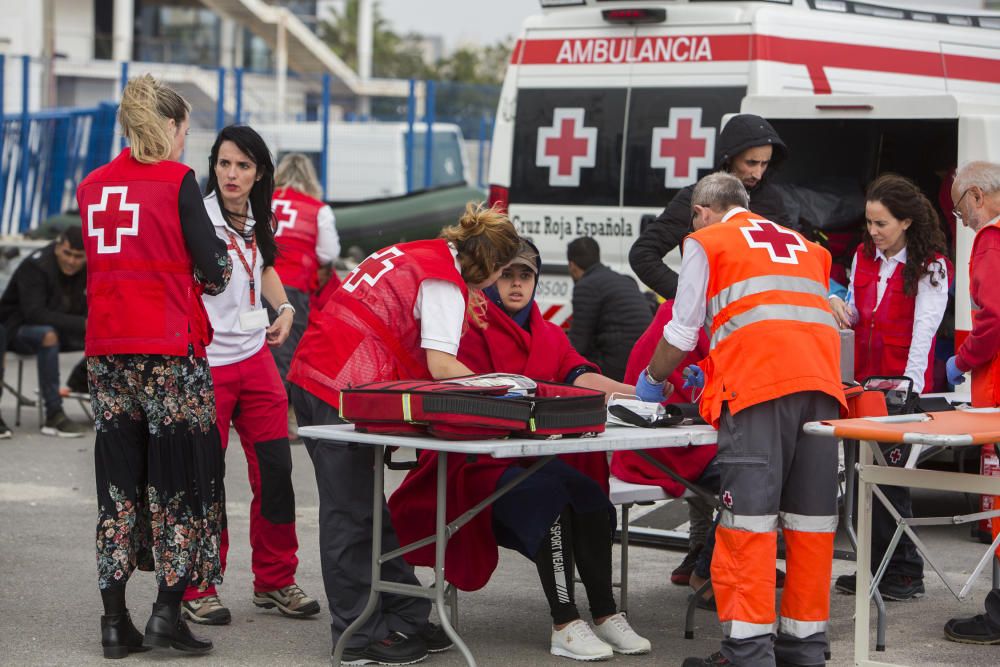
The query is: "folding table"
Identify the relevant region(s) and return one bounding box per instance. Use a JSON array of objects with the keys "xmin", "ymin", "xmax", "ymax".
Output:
[{"xmin": 297, "ymin": 422, "xmax": 717, "ymax": 667}]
